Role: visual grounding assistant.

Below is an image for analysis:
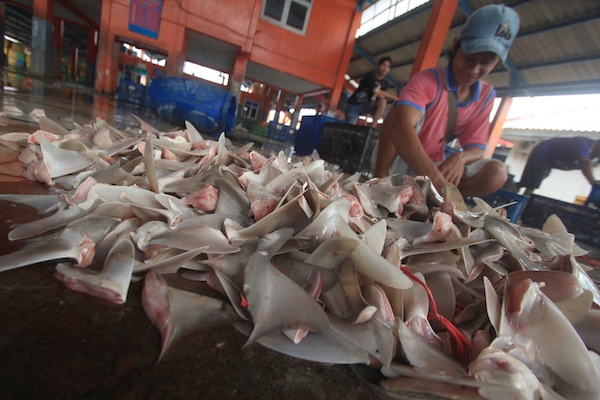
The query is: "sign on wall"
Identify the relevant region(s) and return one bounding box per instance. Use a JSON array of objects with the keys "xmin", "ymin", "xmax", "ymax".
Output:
[{"xmin": 129, "ymin": 0, "xmax": 162, "ymax": 39}]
